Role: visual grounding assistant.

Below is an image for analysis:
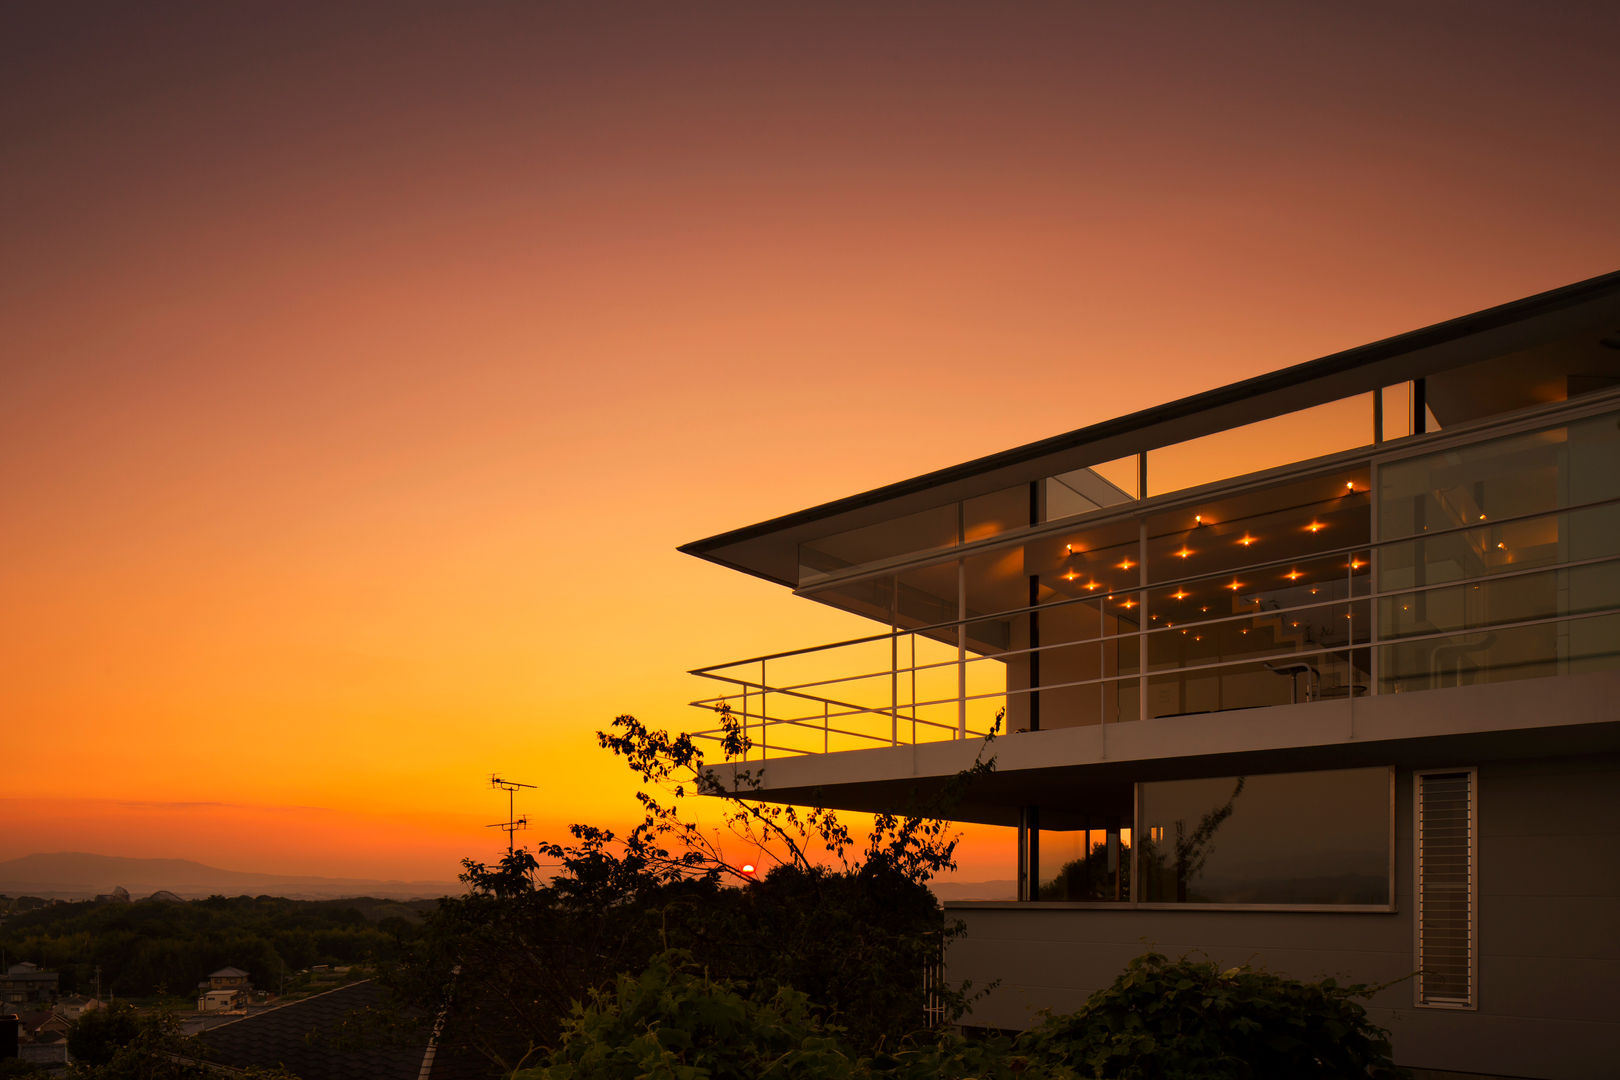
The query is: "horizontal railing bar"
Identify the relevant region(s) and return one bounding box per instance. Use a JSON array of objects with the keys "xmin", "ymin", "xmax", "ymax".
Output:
[
  {"xmin": 695, "ymin": 605, "xmax": 1620, "ymax": 724},
  {"xmin": 694, "ymin": 543, "xmax": 1620, "ymax": 699},
  {"xmin": 691, "ymin": 680, "xmax": 968, "ymax": 735}
]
